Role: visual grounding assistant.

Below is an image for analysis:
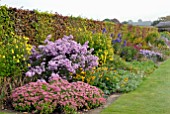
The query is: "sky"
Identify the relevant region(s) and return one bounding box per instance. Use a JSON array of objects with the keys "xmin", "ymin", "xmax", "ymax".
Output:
[{"xmin": 0, "ymin": 0, "xmax": 170, "ymax": 22}]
